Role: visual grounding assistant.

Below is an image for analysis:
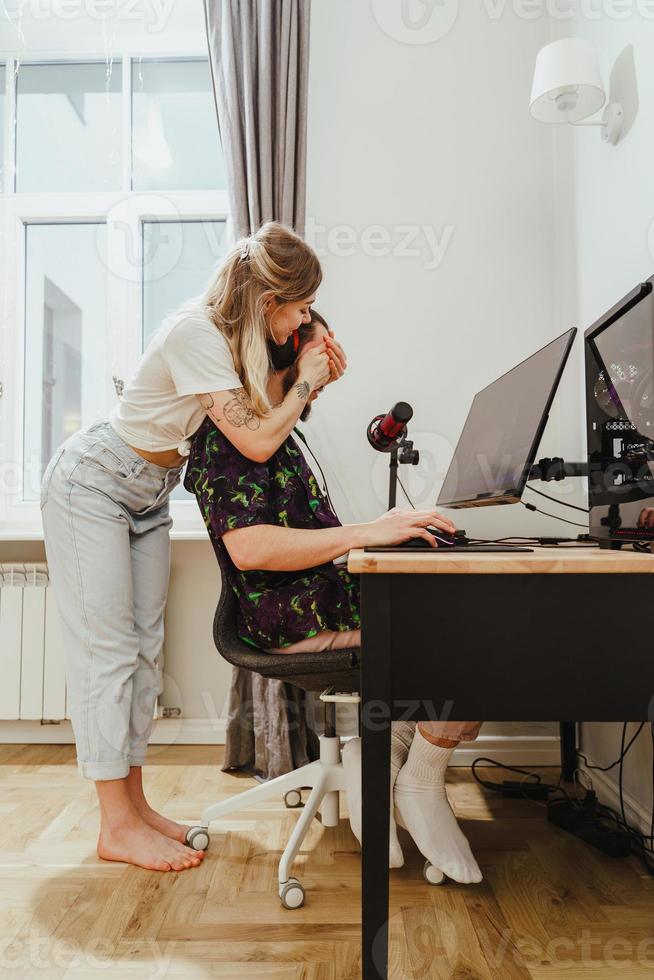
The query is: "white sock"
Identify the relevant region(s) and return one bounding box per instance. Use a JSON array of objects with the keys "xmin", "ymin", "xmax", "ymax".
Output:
[
  {"xmin": 341, "ymin": 722, "xmax": 414, "ymax": 869},
  {"xmin": 394, "ymin": 728, "xmax": 482, "ymax": 884},
  {"xmin": 389, "ymin": 722, "xmax": 416, "ymax": 867},
  {"xmin": 391, "ymin": 721, "xmax": 416, "ymax": 767}
]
